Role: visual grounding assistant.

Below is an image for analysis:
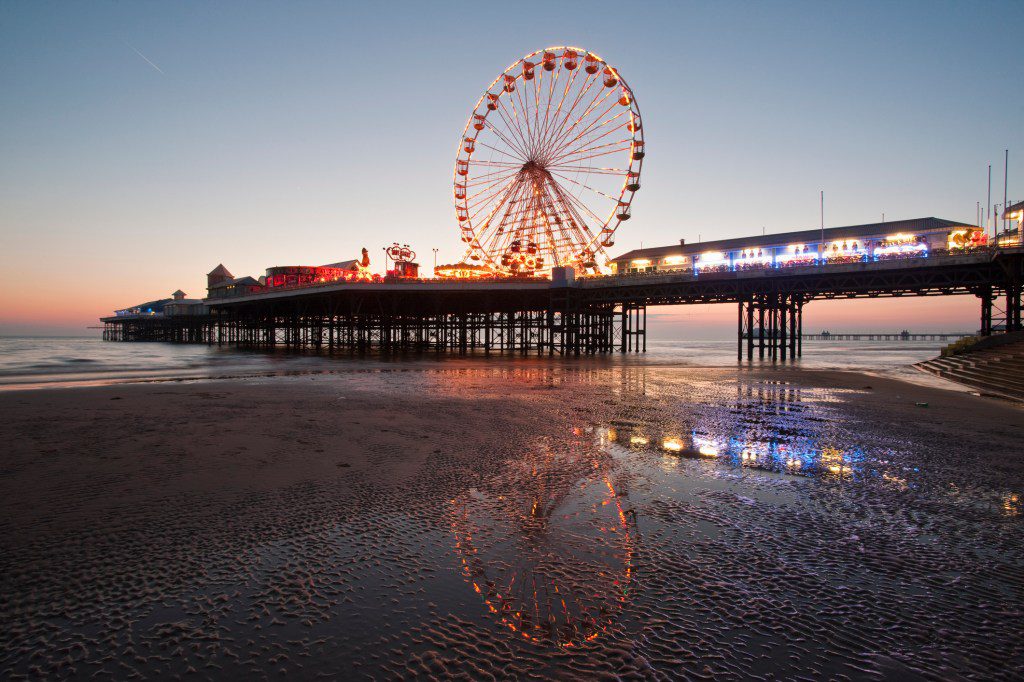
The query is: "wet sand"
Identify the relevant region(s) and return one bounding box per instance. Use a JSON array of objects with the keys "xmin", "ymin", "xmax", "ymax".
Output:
[{"xmin": 1, "ymin": 364, "xmax": 1022, "ymax": 679}]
